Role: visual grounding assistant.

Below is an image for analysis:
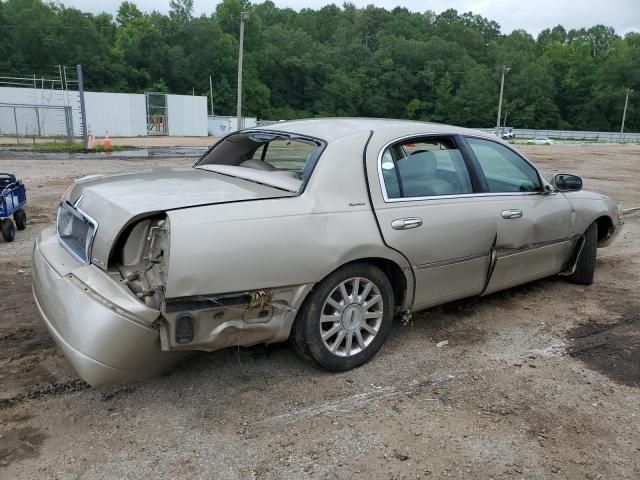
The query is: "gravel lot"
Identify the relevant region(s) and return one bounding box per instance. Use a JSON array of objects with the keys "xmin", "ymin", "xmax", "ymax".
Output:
[{"xmin": 0, "ymin": 142, "xmax": 639, "ymax": 479}]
